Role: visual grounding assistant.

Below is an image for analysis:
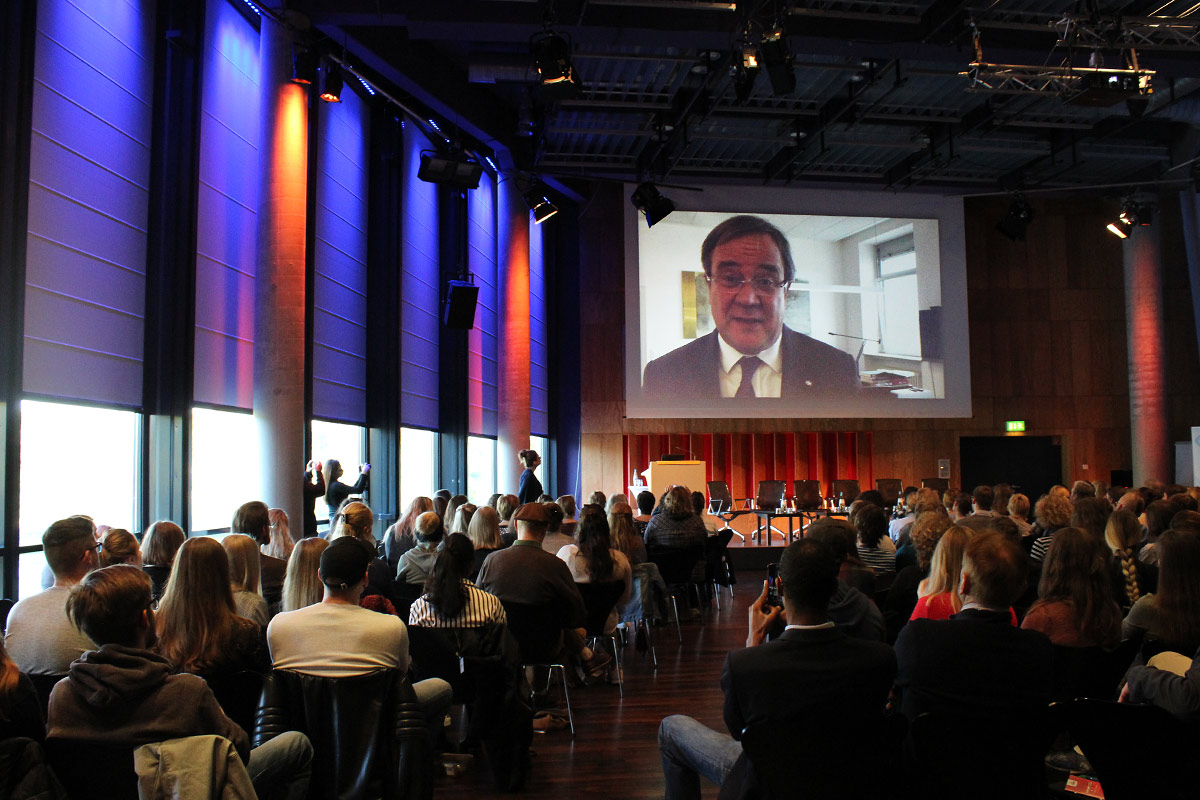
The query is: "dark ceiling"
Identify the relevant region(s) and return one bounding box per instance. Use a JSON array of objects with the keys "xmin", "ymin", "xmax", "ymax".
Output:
[{"xmin": 296, "ymin": 0, "xmax": 1200, "ymax": 195}]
